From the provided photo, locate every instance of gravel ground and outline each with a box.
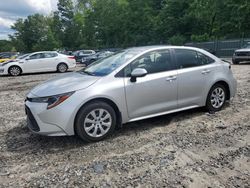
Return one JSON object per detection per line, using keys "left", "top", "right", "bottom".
{"left": 0, "top": 64, "right": 249, "bottom": 187}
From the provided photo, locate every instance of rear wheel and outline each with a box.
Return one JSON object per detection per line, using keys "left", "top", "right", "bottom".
{"left": 57, "top": 63, "right": 68, "bottom": 73}
{"left": 75, "top": 102, "right": 116, "bottom": 142}
{"left": 9, "top": 66, "right": 21, "bottom": 76}
{"left": 89, "top": 59, "right": 95, "bottom": 64}
{"left": 206, "top": 84, "right": 227, "bottom": 112}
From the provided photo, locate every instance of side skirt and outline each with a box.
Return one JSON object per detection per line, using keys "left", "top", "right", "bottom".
{"left": 128, "top": 105, "right": 200, "bottom": 123}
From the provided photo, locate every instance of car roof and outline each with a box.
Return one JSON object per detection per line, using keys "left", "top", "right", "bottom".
{"left": 29, "top": 51, "right": 58, "bottom": 55}
{"left": 125, "top": 45, "right": 203, "bottom": 53}
{"left": 122, "top": 45, "right": 220, "bottom": 62}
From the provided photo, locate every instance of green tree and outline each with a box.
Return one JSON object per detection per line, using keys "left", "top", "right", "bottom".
{"left": 56, "top": 0, "right": 77, "bottom": 49}
{"left": 10, "top": 14, "right": 59, "bottom": 52}
{"left": 0, "top": 40, "right": 15, "bottom": 52}
{"left": 9, "top": 0, "right": 250, "bottom": 51}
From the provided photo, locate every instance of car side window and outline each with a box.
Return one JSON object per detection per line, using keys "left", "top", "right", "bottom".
{"left": 175, "top": 49, "right": 214, "bottom": 69}
{"left": 196, "top": 52, "right": 215, "bottom": 65}
{"left": 175, "top": 49, "right": 199, "bottom": 69}
{"left": 29, "top": 53, "right": 45, "bottom": 60}
{"left": 79, "top": 51, "right": 93, "bottom": 56}
{"left": 79, "top": 51, "right": 85, "bottom": 56}
{"left": 124, "top": 50, "right": 174, "bottom": 76}
{"left": 44, "top": 53, "right": 58, "bottom": 58}
{"left": 85, "top": 51, "right": 93, "bottom": 55}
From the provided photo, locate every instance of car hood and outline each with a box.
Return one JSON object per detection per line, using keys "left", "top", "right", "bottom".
{"left": 0, "top": 60, "right": 19, "bottom": 66}
{"left": 30, "top": 72, "right": 100, "bottom": 97}
{"left": 235, "top": 48, "right": 250, "bottom": 52}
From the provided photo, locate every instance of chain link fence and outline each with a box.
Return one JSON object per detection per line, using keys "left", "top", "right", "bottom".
{"left": 186, "top": 38, "right": 250, "bottom": 57}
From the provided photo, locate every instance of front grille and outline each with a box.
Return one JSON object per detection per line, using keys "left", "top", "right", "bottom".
{"left": 25, "top": 105, "right": 40, "bottom": 132}
{"left": 235, "top": 51, "right": 250, "bottom": 56}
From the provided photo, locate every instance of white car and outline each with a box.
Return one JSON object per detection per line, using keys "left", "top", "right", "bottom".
{"left": 0, "top": 51, "right": 76, "bottom": 76}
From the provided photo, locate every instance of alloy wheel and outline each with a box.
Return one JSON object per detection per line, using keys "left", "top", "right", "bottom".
{"left": 10, "top": 67, "right": 21, "bottom": 76}
{"left": 83, "top": 108, "right": 112, "bottom": 138}
{"left": 210, "top": 87, "right": 225, "bottom": 109}
{"left": 58, "top": 64, "right": 67, "bottom": 72}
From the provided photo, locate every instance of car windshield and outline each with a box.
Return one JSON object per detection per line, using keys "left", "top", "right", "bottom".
{"left": 243, "top": 44, "right": 250, "bottom": 48}
{"left": 17, "top": 54, "right": 30, "bottom": 59}
{"left": 79, "top": 50, "right": 137, "bottom": 76}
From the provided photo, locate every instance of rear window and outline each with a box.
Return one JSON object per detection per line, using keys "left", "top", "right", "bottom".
{"left": 175, "top": 49, "right": 214, "bottom": 69}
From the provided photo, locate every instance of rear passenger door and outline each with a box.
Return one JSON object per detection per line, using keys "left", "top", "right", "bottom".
{"left": 43, "top": 52, "right": 59, "bottom": 70}
{"left": 174, "top": 49, "right": 215, "bottom": 108}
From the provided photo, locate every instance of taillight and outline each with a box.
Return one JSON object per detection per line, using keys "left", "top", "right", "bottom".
{"left": 68, "top": 56, "right": 75, "bottom": 59}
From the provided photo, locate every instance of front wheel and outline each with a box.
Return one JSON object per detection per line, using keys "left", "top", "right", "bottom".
{"left": 206, "top": 84, "right": 227, "bottom": 112}
{"left": 9, "top": 66, "right": 22, "bottom": 76}
{"left": 232, "top": 59, "right": 239, "bottom": 64}
{"left": 75, "top": 102, "right": 116, "bottom": 142}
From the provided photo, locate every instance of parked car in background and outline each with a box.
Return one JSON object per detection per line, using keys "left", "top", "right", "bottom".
{"left": 0, "top": 52, "right": 18, "bottom": 63}
{"left": 0, "top": 51, "right": 76, "bottom": 76}
{"left": 25, "top": 46, "right": 237, "bottom": 142}
{"left": 81, "top": 51, "right": 114, "bottom": 66}
{"left": 74, "top": 50, "right": 96, "bottom": 63}
{"left": 232, "top": 42, "right": 250, "bottom": 64}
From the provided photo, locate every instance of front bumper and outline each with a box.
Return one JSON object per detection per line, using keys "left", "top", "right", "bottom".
{"left": 24, "top": 91, "right": 84, "bottom": 137}
{"left": 0, "top": 68, "right": 7, "bottom": 75}
{"left": 232, "top": 55, "right": 250, "bottom": 62}
{"left": 25, "top": 101, "right": 69, "bottom": 136}
{"left": 25, "top": 105, "right": 40, "bottom": 132}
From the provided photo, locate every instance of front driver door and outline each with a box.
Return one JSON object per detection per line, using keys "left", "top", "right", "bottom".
{"left": 24, "top": 53, "right": 46, "bottom": 73}
{"left": 124, "top": 49, "right": 178, "bottom": 119}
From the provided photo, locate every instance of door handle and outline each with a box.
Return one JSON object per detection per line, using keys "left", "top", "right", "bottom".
{"left": 202, "top": 69, "right": 211, "bottom": 74}
{"left": 166, "top": 76, "right": 177, "bottom": 82}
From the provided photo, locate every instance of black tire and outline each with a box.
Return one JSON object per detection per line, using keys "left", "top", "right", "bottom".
{"left": 206, "top": 84, "right": 227, "bottom": 112}
{"left": 57, "top": 63, "right": 68, "bottom": 73}
{"left": 75, "top": 101, "right": 117, "bottom": 142}
{"left": 232, "top": 59, "right": 239, "bottom": 64}
{"left": 89, "top": 59, "right": 95, "bottom": 64}
{"left": 8, "top": 66, "right": 22, "bottom": 76}
{"left": 84, "top": 60, "right": 95, "bottom": 67}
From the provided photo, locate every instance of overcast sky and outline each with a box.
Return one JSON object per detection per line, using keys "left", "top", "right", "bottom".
{"left": 0, "top": 0, "right": 58, "bottom": 40}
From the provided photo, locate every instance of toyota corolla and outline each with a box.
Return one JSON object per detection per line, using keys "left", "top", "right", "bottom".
{"left": 25, "top": 46, "right": 237, "bottom": 142}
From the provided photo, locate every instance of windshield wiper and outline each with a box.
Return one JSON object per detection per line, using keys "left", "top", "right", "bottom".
{"left": 79, "top": 70, "right": 95, "bottom": 76}
{"left": 221, "top": 59, "right": 231, "bottom": 64}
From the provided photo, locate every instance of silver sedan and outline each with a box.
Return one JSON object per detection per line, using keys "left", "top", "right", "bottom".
{"left": 25, "top": 46, "right": 237, "bottom": 142}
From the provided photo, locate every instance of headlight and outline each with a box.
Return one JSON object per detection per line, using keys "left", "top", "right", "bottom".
{"left": 2, "top": 61, "right": 14, "bottom": 66}
{"left": 28, "top": 91, "right": 75, "bottom": 109}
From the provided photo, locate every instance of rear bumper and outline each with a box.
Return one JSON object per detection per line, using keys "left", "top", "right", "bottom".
{"left": 230, "top": 77, "right": 237, "bottom": 99}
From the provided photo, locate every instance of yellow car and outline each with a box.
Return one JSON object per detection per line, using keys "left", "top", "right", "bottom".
{"left": 0, "top": 58, "right": 11, "bottom": 63}
{"left": 0, "top": 53, "right": 17, "bottom": 63}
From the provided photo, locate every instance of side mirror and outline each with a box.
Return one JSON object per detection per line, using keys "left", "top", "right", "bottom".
{"left": 25, "top": 57, "right": 30, "bottom": 61}
{"left": 130, "top": 68, "right": 147, "bottom": 82}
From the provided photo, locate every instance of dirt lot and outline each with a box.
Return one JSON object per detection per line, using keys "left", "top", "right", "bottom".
{"left": 0, "top": 64, "right": 249, "bottom": 187}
